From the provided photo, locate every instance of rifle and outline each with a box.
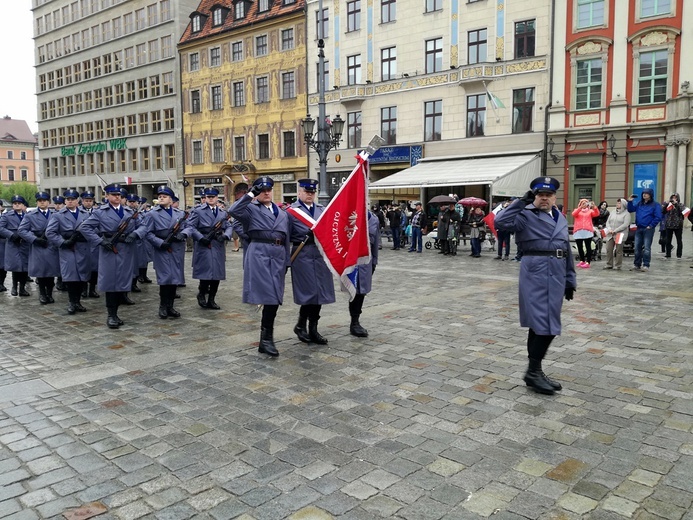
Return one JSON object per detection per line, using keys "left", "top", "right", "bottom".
{"left": 109, "top": 202, "right": 145, "bottom": 254}
{"left": 290, "top": 232, "right": 312, "bottom": 263}
{"left": 162, "top": 211, "right": 189, "bottom": 253}
{"left": 202, "top": 213, "right": 232, "bottom": 249}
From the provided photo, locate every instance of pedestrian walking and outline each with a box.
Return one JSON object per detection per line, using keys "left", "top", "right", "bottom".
{"left": 80, "top": 183, "right": 143, "bottom": 329}
{"left": 0, "top": 195, "right": 31, "bottom": 297}
{"left": 495, "top": 177, "right": 577, "bottom": 395}
{"left": 407, "top": 202, "right": 427, "bottom": 253}
{"left": 348, "top": 211, "right": 380, "bottom": 337}
{"left": 627, "top": 189, "right": 662, "bottom": 272}
{"left": 17, "top": 191, "right": 60, "bottom": 304}
{"left": 288, "top": 179, "right": 335, "bottom": 345}
{"left": 229, "top": 176, "right": 290, "bottom": 357}
{"left": 188, "top": 187, "right": 233, "bottom": 310}
{"left": 145, "top": 186, "right": 190, "bottom": 319}
{"left": 45, "top": 189, "right": 91, "bottom": 314}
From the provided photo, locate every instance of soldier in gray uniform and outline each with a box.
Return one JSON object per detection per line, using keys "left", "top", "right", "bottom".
{"left": 81, "top": 183, "right": 143, "bottom": 329}
{"left": 229, "top": 176, "right": 290, "bottom": 357}
{"left": 145, "top": 186, "right": 190, "bottom": 319}
{"left": 231, "top": 183, "right": 249, "bottom": 254}
{"left": 80, "top": 191, "right": 100, "bottom": 299}
{"left": 0, "top": 195, "right": 31, "bottom": 296}
{"left": 136, "top": 197, "right": 153, "bottom": 284}
{"left": 188, "top": 187, "right": 233, "bottom": 310}
{"left": 348, "top": 211, "right": 380, "bottom": 337}
{"left": 0, "top": 206, "right": 6, "bottom": 292}
{"left": 288, "top": 179, "right": 335, "bottom": 344}
{"left": 45, "top": 189, "right": 91, "bottom": 314}
{"left": 18, "top": 192, "right": 60, "bottom": 304}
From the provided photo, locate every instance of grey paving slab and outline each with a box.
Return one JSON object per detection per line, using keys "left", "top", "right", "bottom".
{"left": 0, "top": 238, "right": 692, "bottom": 519}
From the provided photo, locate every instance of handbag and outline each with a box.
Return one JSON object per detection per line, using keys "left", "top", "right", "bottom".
{"left": 658, "top": 234, "right": 666, "bottom": 246}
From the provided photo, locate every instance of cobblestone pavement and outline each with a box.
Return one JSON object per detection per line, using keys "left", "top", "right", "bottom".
{"left": 1, "top": 235, "right": 692, "bottom": 520}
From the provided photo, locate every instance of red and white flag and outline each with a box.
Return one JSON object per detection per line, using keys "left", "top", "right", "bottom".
{"left": 124, "top": 176, "right": 133, "bottom": 185}
{"left": 683, "top": 207, "right": 691, "bottom": 218}
{"left": 614, "top": 232, "right": 625, "bottom": 245}
{"left": 287, "top": 154, "right": 371, "bottom": 299}
{"left": 600, "top": 228, "right": 608, "bottom": 239}
{"left": 482, "top": 203, "right": 503, "bottom": 239}
{"left": 241, "top": 173, "right": 249, "bottom": 182}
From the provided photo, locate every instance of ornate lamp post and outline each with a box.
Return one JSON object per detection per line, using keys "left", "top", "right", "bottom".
{"left": 302, "top": 36, "right": 345, "bottom": 205}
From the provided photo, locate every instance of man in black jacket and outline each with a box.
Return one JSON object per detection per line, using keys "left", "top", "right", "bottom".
{"left": 386, "top": 205, "right": 402, "bottom": 250}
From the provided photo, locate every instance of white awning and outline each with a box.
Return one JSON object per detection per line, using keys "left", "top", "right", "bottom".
{"left": 369, "top": 152, "right": 541, "bottom": 197}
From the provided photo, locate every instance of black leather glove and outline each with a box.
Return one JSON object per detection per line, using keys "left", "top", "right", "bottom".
{"left": 520, "top": 190, "right": 536, "bottom": 205}
{"left": 10, "top": 233, "right": 21, "bottom": 244}
{"left": 174, "top": 232, "right": 186, "bottom": 242}
{"left": 75, "top": 232, "right": 87, "bottom": 242}
{"left": 216, "top": 234, "right": 227, "bottom": 243}
{"left": 101, "top": 238, "right": 114, "bottom": 251}
{"left": 250, "top": 184, "right": 263, "bottom": 197}
{"left": 124, "top": 233, "right": 137, "bottom": 244}
{"left": 565, "top": 287, "right": 575, "bottom": 301}
{"left": 199, "top": 237, "right": 211, "bottom": 247}
{"left": 34, "top": 237, "right": 48, "bottom": 248}
{"left": 159, "top": 241, "right": 171, "bottom": 251}
{"left": 60, "top": 240, "right": 73, "bottom": 249}
{"left": 65, "top": 234, "right": 78, "bottom": 246}
{"left": 372, "top": 264, "right": 376, "bottom": 274}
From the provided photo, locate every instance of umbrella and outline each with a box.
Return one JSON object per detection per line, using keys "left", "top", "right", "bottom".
{"left": 428, "top": 195, "right": 458, "bottom": 205}
{"left": 458, "top": 197, "right": 488, "bottom": 207}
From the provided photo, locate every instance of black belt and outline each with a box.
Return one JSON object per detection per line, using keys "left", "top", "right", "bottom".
{"left": 292, "top": 239, "right": 315, "bottom": 246}
{"left": 523, "top": 249, "right": 567, "bottom": 258}
{"left": 252, "top": 238, "right": 284, "bottom": 245}
{"left": 102, "top": 233, "right": 115, "bottom": 238}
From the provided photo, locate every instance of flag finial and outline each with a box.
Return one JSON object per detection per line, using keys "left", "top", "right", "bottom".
{"left": 364, "top": 135, "right": 386, "bottom": 156}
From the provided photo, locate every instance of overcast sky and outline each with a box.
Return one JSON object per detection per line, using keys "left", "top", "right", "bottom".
{"left": 0, "top": 3, "right": 38, "bottom": 133}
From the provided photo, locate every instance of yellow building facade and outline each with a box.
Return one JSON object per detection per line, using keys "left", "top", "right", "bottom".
{"left": 179, "top": 0, "right": 307, "bottom": 205}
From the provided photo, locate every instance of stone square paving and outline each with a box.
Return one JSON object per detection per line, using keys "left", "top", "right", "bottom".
{"left": 0, "top": 235, "right": 692, "bottom": 519}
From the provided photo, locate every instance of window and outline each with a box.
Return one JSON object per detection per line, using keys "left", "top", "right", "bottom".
{"left": 138, "top": 78, "right": 148, "bottom": 99}
{"left": 316, "top": 8, "right": 329, "bottom": 38}
{"left": 118, "top": 150, "right": 126, "bottom": 171}
{"left": 234, "top": 136, "right": 246, "bottom": 161}
{"left": 258, "top": 134, "right": 270, "bottom": 159}
{"left": 347, "top": 112, "right": 362, "bottom": 148}
{"left": 141, "top": 147, "right": 150, "bottom": 170}
{"left": 117, "top": 117, "right": 125, "bottom": 136}
{"left": 139, "top": 113, "right": 148, "bottom": 134}
{"left": 192, "top": 15, "right": 201, "bottom": 33}
{"left": 347, "top": 0, "right": 361, "bottom": 32}
{"left": 210, "top": 47, "right": 221, "bottom": 67}
{"left": 191, "top": 90, "right": 201, "bottom": 113}
{"left": 161, "top": 0, "right": 171, "bottom": 22}
{"left": 126, "top": 81, "right": 136, "bottom": 102}
{"left": 106, "top": 119, "right": 115, "bottom": 138}
{"left": 425, "top": 100, "right": 442, "bottom": 141}
{"left": 281, "top": 29, "right": 294, "bottom": 50}
{"left": 235, "top": 1, "right": 246, "bottom": 20}
{"left": 256, "top": 77, "right": 269, "bottom": 103}
{"left": 468, "top": 29, "right": 487, "bottom": 64}
{"left": 151, "top": 111, "right": 161, "bottom": 132}
{"left": 8, "top": 169, "right": 15, "bottom": 181}
{"left": 381, "top": 107, "right": 397, "bottom": 145}
{"left": 20, "top": 151, "right": 27, "bottom": 160}
{"left": 150, "top": 75, "right": 160, "bottom": 96}
{"left": 113, "top": 17, "right": 122, "bottom": 37}
{"left": 161, "top": 36, "right": 172, "bottom": 58}
{"left": 282, "top": 72, "right": 295, "bottom": 99}
{"left": 512, "top": 88, "right": 534, "bottom": 133}
{"left": 211, "top": 85, "right": 222, "bottom": 110}
{"left": 102, "top": 21, "right": 112, "bottom": 41}
{"left": 136, "top": 43, "right": 146, "bottom": 65}
{"left": 21, "top": 169, "right": 28, "bottom": 182}
{"left": 7, "top": 151, "right": 13, "bottom": 159}
{"left": 380, "top": 47, "right": 397, "bottom": 81}
{"left": 316, "top": 60, "right": 330, "bottom": 91}
{"left": 467, "top": 95, "right": 485, "bottom": 137}
{"left": 425, "top": 38, "right": 443, "bottom": 73}
{"left": 129, "top": 149, "right": 138, "bottom": 170}
{"left": 128, "top": 115, "right": 137, "bottom": 135}
{"left": 166, "top": 144, "right": 176, "bottom": 169}
{"left": 164, "top": 109, "right": 174, "bottom": 130}
{"left": 86, "top": 122, "right": 94, "bottom": 140}
{"left": 162, "top": 72, "right": 173, "bottom": 94}
{"left": 104, "top": 86, "right": 113, "bottom": 106}
{"left": 93, "top": 57, "right": 101, "bottom": 77}
{"left": 213, "top": 8, "right": 224, "bottom": 25}
{"left": 514, "top": 20, "right": 535, "bottom": 58}
{"left": 641, "top": 0, "right": 671, "bottom": 17}
{"left": 347, "top": 54, "right": 362, "bottom": 85}
{"left": 259, "top": 0, "right": 269, "bottom": 11}
{"left": 232, "top": 42, "right": 243, "bottom": 61}
{"left": 148, "top": 3, "right": 158, "bottom": 25}
{"left": 256, "top": 35, "right": 268, "bottom": 56}
{"left": 382, "top": 0, "right": 395, "bottom": 23}
{"left": 136, "top": 8, "right": 146, "bottom": 30}
{"left": 426, "top": 0, "right": 442, "bottom": 13}
{"left": 124, "top": 13, "right": 133, "bottom": 34}
{"left": 577, "top": 0, "right": 604, "bottom": 28}
{"left": 283, "top": 132, "right": 296, "bottom": 157}
{"left": 192, "top": 141, "right": 202, "bottom": 163}
{"left": 148, "top": 40, "right": 159, "bottom": 62}
{"left": 212, "top": 138, "right": 224, "bottom": 162}
{"left": 84, "top": 92, "right": 92, "bottom": 110}
{"left": 283, "top": 0, "right": 296, "bottom": 5}
{"left": 103, "top": 54, "right": 112, "bottom": 74}
{"left": 125, "top": 47, "right": 134, "bottom": 68}
{"left": 638, "top": 50, "right": 667, "bottom": 104}
{"left": 233, "top": 81, "right": 245, "bottom": 106}
{"left": 153, "top": 147, "right": 162, "bottom": 170}
{"left": 575, "top": 58, "right": 602, "bottom": 110}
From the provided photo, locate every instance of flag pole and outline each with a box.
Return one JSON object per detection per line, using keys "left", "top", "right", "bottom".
{"left": 483, "top": 81, "right": 501, "bottom": 123}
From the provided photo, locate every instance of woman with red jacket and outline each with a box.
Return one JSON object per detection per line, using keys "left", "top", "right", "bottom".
{"left": 572, "top": 199, "right": 599, "bottom": 268}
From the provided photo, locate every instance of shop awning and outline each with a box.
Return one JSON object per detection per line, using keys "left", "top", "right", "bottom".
{"left": 368, "top": 152, "right": 541, "bottom": 197}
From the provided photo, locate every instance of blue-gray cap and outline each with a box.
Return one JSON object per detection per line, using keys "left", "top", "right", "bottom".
{"left": 530, "top": 176, "right": 560, "bottom": 193}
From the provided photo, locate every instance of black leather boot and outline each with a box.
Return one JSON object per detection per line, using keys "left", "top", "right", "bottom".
{"left": 67, "top": 293, "right": 77, "bottom": 315}
{"left": 197, "top": 291, "right": 208, "bottom": 308}
{"left": 293, "top": 315, "right": 311, "bottom": 343}
{"left": 166, "top": 299, "right": 181, "bottom": 318}
{"left": 39, "top": 284, "right": 49, "bottom": 304}
{"left": 308, "top": 319, "right": 328, "bottom": 345}
{"left": 121, "top": 293, "right": 135, "bottom": 305}
{"left": 19, "top": 282, "right": 30, "bottom": 297}
{"left": 82, "top": 285, "right": 88, "bottom": 298}
{"left": 523, "top": 359, "right": 557, "bottom": 395}
{"left": 207, "top": 284, "right": 220, "bottom": 309}
{"left": 159, "top": 301, "right": 168, "bottom": 319}
{"left": 56, "top": 278, "right": 65, "bottom": 291}
{"left": 138, "top": 269, "right": 152, "bottom": 283}
{"left": 131, "top": 279, "right": 141, "bottom": 293}
{"left": 46, "top": 282, "right": 55, "bottom": 303}
{"left": 10, "top": 281, "right": 18, "bottom": 296}
{"left": 258, "top": 327, "right": 279, "bottom": 357}
{"left": 107, "top": 307, "right": 120, "bottom": 329}
{"left": 88, "top": 283, "right": 100, "bottom": 298}
{"left": 350, "top": 316, "right": 368, "bottom": 337}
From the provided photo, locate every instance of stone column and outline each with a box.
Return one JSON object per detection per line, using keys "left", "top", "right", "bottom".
{"left": 676, "top": 139, "right": 689, "bottom": 203}
{"left": 664, "top": 140, "right": 678, "bottom": 198}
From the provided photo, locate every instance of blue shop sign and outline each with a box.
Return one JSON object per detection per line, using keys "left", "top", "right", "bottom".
{"left": 363, "top": 145, "right": 423, "bottom": 166}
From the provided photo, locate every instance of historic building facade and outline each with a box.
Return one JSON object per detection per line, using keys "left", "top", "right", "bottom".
{"left": 179, "top": 0, "right": 307, "bottom": 205}
{"left": 548, "top": 0, "right": 692, "bottom": 212}
{"left": 33, "top": 0, "right": 197, "bottom": 202}
{"left": 306, "top": 0, "right": 553, "bottom": 204}
{"left": 0, "top": 117, "right": 38, "bottom": 186}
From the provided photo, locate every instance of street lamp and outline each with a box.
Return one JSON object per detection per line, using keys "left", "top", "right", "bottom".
{"left": 303, "top": 34, "right": 345, "bottom": 205}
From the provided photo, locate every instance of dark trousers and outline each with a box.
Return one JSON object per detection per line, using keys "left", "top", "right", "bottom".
{"left": 527, "top": 328, "right": 555, "bottom": 361}
{"left": 409, "top": 227, "right": 423, "bottom": 252}
{"left": 349, "top": 294, "right": 366, "bottom": 317}
{"left": 299, "top": 304, "right": 322, "bottom": 320}
{"left": 261, "top": 304, "right": 279, "bottom": 329}
{"left": 497, "top": 231, "right": 511, "bottom": 257}
{"left": 159, "top": 284, "right": 177, "bottom": 302}
{"left": 471, "top": 237, "right": 481, "bottom": 256}
{"left": 575, "top": 238, "right": 593, "bottom": 263}
{"left": 391, "top": 227, "right": 401, "bottom": 249}
{"left": 665, "top": 228, "right": 683, "bottom": 258}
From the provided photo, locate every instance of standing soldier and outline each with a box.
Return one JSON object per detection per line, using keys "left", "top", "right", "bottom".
{"left": 0, "top": 205, "right": 6, "bottom": 292}
{"left": 80, "top": 183, "right": 143, "bottom": 329}
{"left": 188, "top": 187, "right": 232, "bottom": 310}
{"left": 45, "top": 189, "right": 90, "bottom": 314}
{"left": 0, "top": 195, "right": 31, "bottom": 296}
{"left": 229, "top": 176, "right": 290, "bottom": 357}
{"left": 18, "top": 192, "right": 60, "bottom": 304}
{"left": 288, "top": 179, "right": 335, "bottom": 344}
{"left": 125, "top": 194, "right": 145, "bottom": 294}
{"left": 231, "top": 183, "right": 249, "bottom": 254}
{"left": 80, "top": 191, "right": 100, "bottom": 299}
{"left": 348, "top": 210, "right": 380, "bottom": 337}
{"left": 136, "top": 197, "right": 154, "bottom": 284}
{"left": 52, "top": 195, "right": 65, "bottom": 211}
{"left": 145, "top": 186, "right": 190, "bottom": 319}
{"left": 494, "top": 177, "right": 576, "bottom": 395}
